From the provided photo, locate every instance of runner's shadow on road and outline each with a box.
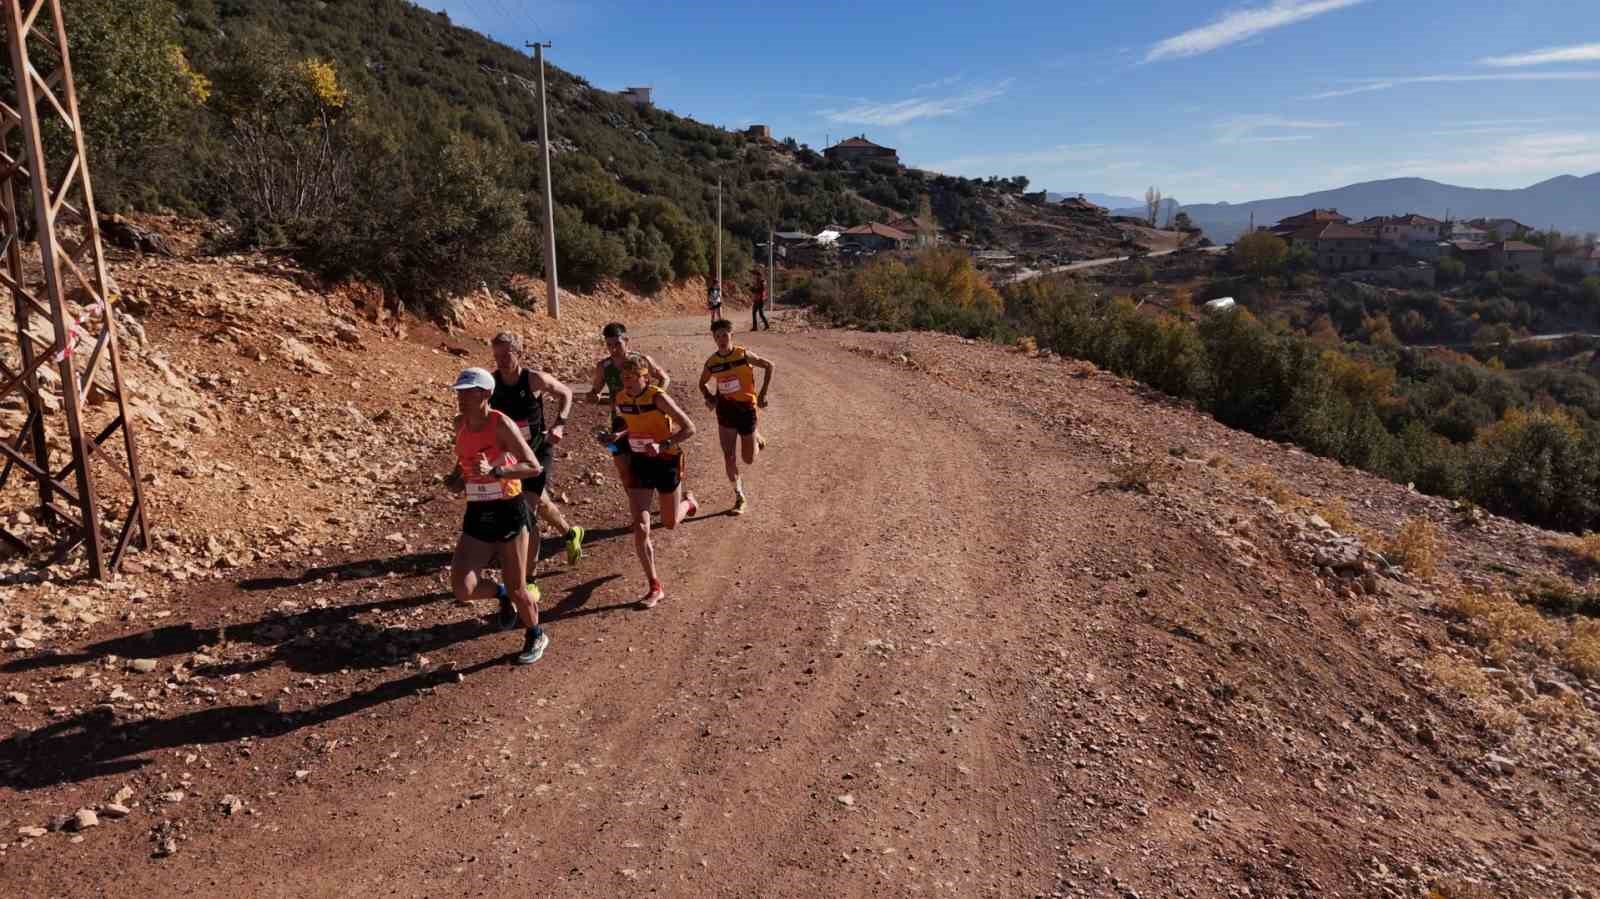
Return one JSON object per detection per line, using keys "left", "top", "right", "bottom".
{"left": 543, "top": 574, "right": 630, "bottom": 622}
{"left": 238, "top": 551, "right": 452, "bottom": 592}
{"left": 0, "top": 592, "right": 455, "bottom": 675}
{"left": 0, "top": 655, "right": 513, "bottom": 791}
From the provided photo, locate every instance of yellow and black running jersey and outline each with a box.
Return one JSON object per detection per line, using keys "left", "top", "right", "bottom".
{"left": 703, "top": 347, "right": 756, "bottom": 405}
{"left": 615, "top": 385, "right": 678, "bottom": 455}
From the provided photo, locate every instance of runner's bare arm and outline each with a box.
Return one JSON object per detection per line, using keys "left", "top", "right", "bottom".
{"left": 485, "top": 415, "right": 544, "bottom": 478}
{"left": 655, "top": 392, "right": 697, "bottom": 448}
{"left": 586, "top": 362, "right": 607, "bottom": 404}
{"left": 532, "top": 370, "right": 573, "bottom": 443}
{"left": 443, "top": 413, "right": 465, "bottom": 491}
{"left": 746, "top": 350, "right": 775, "bottom": 407}
{"left": 698, "top": 366, "right": 717, "bottom": 407}
{"left": 645, "top": 354, "right": 671, "bottom": 391}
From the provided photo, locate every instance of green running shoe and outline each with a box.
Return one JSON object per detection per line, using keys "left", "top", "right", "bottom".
{"left": 565, "top": 526, "right": 586, "bottom": 565}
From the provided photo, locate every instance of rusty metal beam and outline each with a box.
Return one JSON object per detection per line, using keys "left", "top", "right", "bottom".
{"left": 0, "top": 0, "right": 149, "bottom": 578}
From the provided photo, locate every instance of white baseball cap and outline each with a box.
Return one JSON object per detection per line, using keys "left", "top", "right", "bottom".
{"left": 451, "top": 367, "right": 495, "bottom": 392}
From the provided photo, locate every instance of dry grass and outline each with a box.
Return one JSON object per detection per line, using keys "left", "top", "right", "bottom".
{"left": 1242, "top": 465, "right": 1299, "bottom": 507}
{"left": 1014, "top": 335, "right": 1038, "bottom": 354}
{"left": 1442, "top": 590, "right": 1559, "bottom": 662}
{"left": 1110, "top": 457, "right": 1172, "bottom": 494}
{"left": 1422, "top": 654, "right": 1521, "bottom": 731}
{"left": 1426, "top": 878, "right": 1498, "bottom": 899}
{"left": 1569, "top": 620, "right": 1600, "bottom": 679}
{"left": 1316, "top": 499, "right": 1357, "bottom": 534}
{"left": 1558, "top": 531, "right": 1600, "bottom": 565}
{"left": 1380, "top": 516, "right": 1440, "bottom": 577}
{"left": 1206, "top": 455, "right": 1230, "bottom": 470}
{"left": 1422, "top": 653, "right": 1491, "bottom": 699}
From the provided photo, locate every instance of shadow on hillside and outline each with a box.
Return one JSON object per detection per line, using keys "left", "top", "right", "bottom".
{"left": 0, "top": 654, "right": 511, "bottom": 791}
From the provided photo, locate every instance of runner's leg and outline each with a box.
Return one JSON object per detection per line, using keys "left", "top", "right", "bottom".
{"left": 500, "top": 528, "right": 538, "bottom": 628}
{"left": 451, "top": 535, "right": 501, "bottom": 601}
{"left": 719, "top": 425, "right": 740, "bottom": 486}
{"left": 519, "top": 490, "right": 543, "bottom": 586}
{"left": 628, "top": 486, "right": 658, "bottom": 584}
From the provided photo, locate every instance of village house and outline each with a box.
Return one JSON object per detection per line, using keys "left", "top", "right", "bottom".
{"left": 839, "top": 222, "right": 910, "bottom": 252}
{"left": 823, "top": 135, "right": 899, "bottom": 168}
{"left": 1466, "top": 217, "right": 1531, "bottom": 239}
{"left": 1447, "top": 240, "right": 1495, "bottom": 274}
{"left": 884, "top": 215, "right": 939, "bottom": 248}
{"left": 1360, "top": 213, "right": 1445, "bottom": 247}
{"left": 1267, "top": 208, "right": 1351, "bottom": 241}
{"left": 744, "top": 124, "right": 773, "bottom": 142}
{"left": 1445, "top": 221, "right": 1488, "bottom": 241}
{"left": 1489, "top": 240, "right": 1543, "bottom": 274}
{"left": 1283, "top": 221, "right": 1376, "bottom": 271}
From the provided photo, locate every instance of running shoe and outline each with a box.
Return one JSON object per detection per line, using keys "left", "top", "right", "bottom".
{"left": 639, "top": 580, "right": 665, "bottom": 609}
{"left": 732, "top": 491, "right": 748, "bottom": 516}
{"left": 496, "top": 583, "right": 516, "bottom": 629}
{"left": 517, "top": 628, "right": 549, "bottom": 665}
{"left": 756, "top": 434, "right": 768, "bottom": 452}
{"left": 684, "top": 493, "right": 699, "bottom": 519}
{"left": 565, "top": 526, "right": 586, "bottom": 565}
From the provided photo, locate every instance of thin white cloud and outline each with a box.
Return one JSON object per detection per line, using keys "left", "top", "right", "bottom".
{"left": 911, "top": 74, "right": 963, "bottom": 92}
{"left": 820, "top": 81, "right": 1011, "bottom": 127}
{"left": 1145, "top": 0, "right": 1368, "bottom": 63}
{"left": 1391, "top": 131, "right": 1600, "bottom": 180}
{"left": 1306, "top": 71, "right": 1600, "bottom": 99}
{"left": 1214, "top": 114, "right": 1345, "bottom": 143}
{"left": 1237, "top": 135, "right": 1317, "bottom": 143}
{"left": 1482, "top": 42, "right": 1600, "bottom": 67}
{"left": 1305, "top": 81, "right": 1394, "bottom": 99}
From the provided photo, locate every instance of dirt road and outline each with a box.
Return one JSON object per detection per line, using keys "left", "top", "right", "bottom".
{"left": 4, "top": 316, "right": 1597, "bottom": 897}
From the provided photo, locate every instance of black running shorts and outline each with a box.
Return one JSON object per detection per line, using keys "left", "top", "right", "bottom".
{"left": 520, "top": 442, "right": 555, "bottom": 498}
{"left": 461, "top": 498, "right": 530, "bottom": 544}
{"left": 629, "top": 452, "right": 683, "bottom": 494}
{"left": 715, "top": 399, "right": 758, "bottom": 436}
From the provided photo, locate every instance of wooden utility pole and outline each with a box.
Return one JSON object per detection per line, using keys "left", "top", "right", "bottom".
{"left": 715, "top": 179, "right": 722, "bottom": 294}
{"left": 527, "top": 41, "right": 559, "bottom": 318}
{"left": 0, "top": 0, "right": 150, "bottom": 578}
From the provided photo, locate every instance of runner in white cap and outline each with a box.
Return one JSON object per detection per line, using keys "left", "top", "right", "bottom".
{"left": 445, "top": 367, "right": 548, "bottom": 664}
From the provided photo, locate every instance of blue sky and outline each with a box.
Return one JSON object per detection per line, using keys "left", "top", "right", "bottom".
{"left": 423, "top": 0, "right": 1600, "bottom": 204}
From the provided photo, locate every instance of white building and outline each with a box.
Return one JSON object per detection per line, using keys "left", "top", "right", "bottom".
{"left": 620, "top": 86, "right": 653, "bottom": 109}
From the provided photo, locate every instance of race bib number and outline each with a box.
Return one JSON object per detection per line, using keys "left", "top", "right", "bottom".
{"left": 717, "top": 375, "right": 742, "bottom": 395}
{"left": 465, "top": 480, "right": 507, "bottom": 501}
{"left": 628, "top": 436, "right": 657, "bottom": 454}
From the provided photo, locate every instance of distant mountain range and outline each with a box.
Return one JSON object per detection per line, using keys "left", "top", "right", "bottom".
{"left": 1167, "top": 174, "right": 1600, "bottom": 242}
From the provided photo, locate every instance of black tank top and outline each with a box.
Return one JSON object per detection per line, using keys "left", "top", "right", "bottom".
{"left": 490, "top": 369, "right": 545, "bottom": 448}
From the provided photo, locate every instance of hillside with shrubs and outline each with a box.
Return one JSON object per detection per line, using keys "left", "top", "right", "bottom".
{"left": 808, "top": 245, "right": 1600, "bottom": 536}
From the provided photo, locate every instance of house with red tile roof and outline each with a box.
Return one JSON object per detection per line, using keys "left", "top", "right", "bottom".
{"left": 824, "top": 135, "right": 899, "bottom": 168}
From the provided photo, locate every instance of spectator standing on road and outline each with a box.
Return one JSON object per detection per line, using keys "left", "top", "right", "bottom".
{"left": 750, "top": 267, "right": 770, "bottom": 331}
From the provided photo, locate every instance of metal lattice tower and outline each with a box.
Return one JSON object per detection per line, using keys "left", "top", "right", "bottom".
{"left": 0, "top": 0, "right": 148, "bottom": 578}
